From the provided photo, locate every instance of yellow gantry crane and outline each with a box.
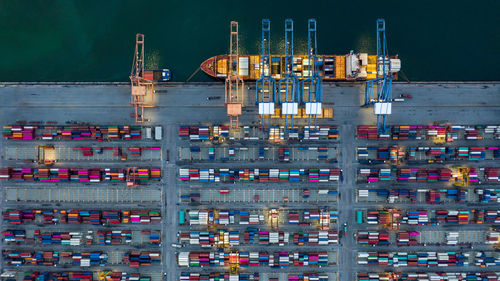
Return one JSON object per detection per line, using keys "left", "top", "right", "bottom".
{"left": 130, "top": 34, "right": 156, "bottom": 123}
{"left": 490, "top": 227, "right": 500, "bottom": 249}
{"left": 225, "top": 21, "right": 244, "bottom": 129}
{"left": 454, "top": 166, "right": 470, "bottom": 187}
{"left": 98, "top": 272, "right": 111, "bottom": 281}
{"left": 269, "top": 209, "right": 279, "bottom": 229}
{"left": 37, "top": 145, "right": 56, "bottom": 165}
{"left": 229, "top": 250, "right": 240, "bottom": 274}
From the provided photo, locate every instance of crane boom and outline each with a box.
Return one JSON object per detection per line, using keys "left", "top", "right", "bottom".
{"left": 130, "top": 34, "right": 156, "bottom": 123}
{"left": 225, "top": 21, "right": 244, "bottom": 129}
{"left": 256, "top": 19, "right": 277, "bottom": 131}
{"left": 278, "top": 19, "right": 299, "bottom": 133}
{"left": 300, "top": 19, "right": 323, "bottom": 128}
{"left": 363, "top": 19, "right": 394, "bottom": 134}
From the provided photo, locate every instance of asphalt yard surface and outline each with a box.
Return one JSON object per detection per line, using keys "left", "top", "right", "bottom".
{"left": 0, "top": 82, "right": 499, "bottom": 280}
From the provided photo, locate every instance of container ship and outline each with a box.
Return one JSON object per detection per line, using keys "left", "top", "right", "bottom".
{"left": 201, "top": 53, "right": 401, "bottom": 81}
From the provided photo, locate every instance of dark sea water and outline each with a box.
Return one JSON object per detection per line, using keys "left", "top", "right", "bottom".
{"left": 0, "top": 0, "right": 499, "bottom": 82}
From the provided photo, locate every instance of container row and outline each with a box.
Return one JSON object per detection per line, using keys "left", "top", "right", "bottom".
{"left": 2, "top": 125, "right": 151, "bottom": 141}
{"left": 180, "top": 188, "right": 338, "bottom": 204}
{"left": 358, "top": 167, "right": 500, "bottom": 183}
{"left": 0, "top": 168, "right": 161, "bottom": 183}
{"left": 178, "top": 229, "right": 339, "bottom": 247}
{"left": 184, "top": 209, "right": 338, "bottom": 229}
{"left": 356, "top": 230, "right": 499, "bottom": 246}
{"left": 180, "top": 273, "right": 260, "bottom": 281}
{"left": 179, "top": 168, "right": 342, "bottom": 183}
{"left": 179, "top": 125, "right": 339, "bottom": 142}
{"left": 359, "top": 209, "right": 500, "bottom": 227}
{"left": 179, "top": 146, "right": 336, "bottom": 163}
{"left": 177, "top": 251, "right": 333, "bottom": 268}
{"left": 180, "top": 273, "right": 330, "bottom": 281}
{"left": 3, "top": 250, "right": 160, "bottom": 267}
{"left": 72, "top": 147, "right": 160, "bottom": 159}
{"left": 356, "top": 125, "right": 500, "bottom": 141}
{"left": 3, "top": 210, "right": 161, "bottom": 225}
{"left": 2, "top": 272, "right": 152, "bottom": 281}
{"left": 357, "top": 146, "right": 500, "bottom": 164}
{"left": 2, "top": 229, "right": 161, "bottom": 246}
{"left": 357, "top": 188, "right": 500, "bottom": 204}
{"left": 357, "top": 272, "right": 500, "bottom": 281}
{"left": 4, "top": 146, "right": 162, "bottom": 163}
{"left": 357, "top": 251, "right": 499, "bottom": 267}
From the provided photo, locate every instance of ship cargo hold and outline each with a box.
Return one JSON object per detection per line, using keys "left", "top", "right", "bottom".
{"left": 201, "top": 53, "right": 401, "bottom": 81}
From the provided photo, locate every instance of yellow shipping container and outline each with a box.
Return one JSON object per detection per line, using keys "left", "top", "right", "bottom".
{"left": 271, "top": 108, "right": 281, "bottom": 119}
{"left": 335, "top": 55, "right": 346, "bottom": 79}
{"left": 323, "top": 108, "right": 334, "bottom": 118}
{"left": 368, "top": 55, "right": 377, "bottom": 64}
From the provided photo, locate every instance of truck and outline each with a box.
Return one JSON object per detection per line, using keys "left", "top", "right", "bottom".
{"left": 144, "top": 69, "right": 171, "bottom": 81}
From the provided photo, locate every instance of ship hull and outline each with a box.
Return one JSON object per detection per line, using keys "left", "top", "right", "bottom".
{"left": 200, "top": 54, "right": 399, "bottom": 81}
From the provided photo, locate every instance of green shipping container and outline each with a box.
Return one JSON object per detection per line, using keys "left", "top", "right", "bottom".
{"left": 356, "top": 210, "right": 363, "bottom": 224}
{"left": 179, "top": 210, "right": 185, "bottom": 225}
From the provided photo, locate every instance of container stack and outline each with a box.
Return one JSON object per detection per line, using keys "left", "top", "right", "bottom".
{"left": 289, "top": 212, "right": 299, "bottom": 224}
{"left": 426, "top": 126, "right": 447, "bottom": 141}
{"left": 485, "top": 210, "right": 500, "bottom": 224}
{"left": 426, "top": 190, "right": 441, "bottom": 204}
{"left": 357, "top": 251, "right": 468, "bottom": 267}
{"left": 445, "top": 232, "right": 459, "bottom": 246}
{"left": 180, "top": 273, "right": 259, "bottom": 281}
{"left": 0, "top": 167, "right": 160, "bottom": 183}
{"left": 22, "top": 272, "right": 94, "bottom": 281}
{"left": 72, "top": 252, "right": 108, "bottom": 267}
{"left": 123, "top": 252, "right": 161, "bottom": 267}
{"left": 358, "top": 272, "right": 500, "bottom": 281}
{"left": 3, "top": 210, "right": 35, "bottom": 224}
{"left": 396, "top": 231, "right": 419, "bottom": 246}
{"left": 475, "top": 252, "right": 500, "bottom": 267}
{"left": 477, "top": 188, "right": 499, "bottom": 203}
{"left": 469, "top": 147, "right": 486, "bottom": 160}
{"left": 35, "top": 231, "right": 82, "bottom": 246}
{"left": 465, "top": 126, "right": 483, "bottom": 140}
{"left": 178, "top": 126, "right": 189, "bottom": 138}
{"left": 278, "top": 147, "right": 290, "bottom": 162}
{"left": 485, "top": 168, "right": 499, "bottom": 182}
{"left": 486, "top": 232, "right": 500, "bottom": 245}
{"left": 304, "top": 126, "right": 319, "bottom": 140}
{"left": 179, "top": 168, "right": 340, "bottom": 183}
{"left": 1, "top": 230, "right": 26, "bottom": 243}
{"left": 357, "top": 231, "right": 390, "bottom": 246}
{"left": 327, "top": 126, "right": 339, "bottom": 139}
{"left": 366, "top": 210, "right": 392, "bottom": 226}
{"left": 104, "top": 272, "right": 151, "bottom": 281}
{"left": 357, "top": 126, "right": 379, "bottom": 140}
{"left": 2, "top": 125, "right": 35, "bottom": 139}
{"left": 401, "top": 210, "right": 429, "bottom": 225}
{"left": 97, "top": 230, "right": 132, "bottom": 245}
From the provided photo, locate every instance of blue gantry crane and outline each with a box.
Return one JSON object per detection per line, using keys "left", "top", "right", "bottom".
{"left": 256, "top": 19, "right": 277, "bottom": 131}
{"left": 300, "top": 19, "right": 323, "bottom": 129}
{"left": 363, "top": 18, "right": 393, "bottom": 134}
{"left": 278, "top": 19, "right": 299, "bottom": 133}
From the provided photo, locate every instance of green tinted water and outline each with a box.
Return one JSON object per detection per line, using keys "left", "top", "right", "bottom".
{"left": 0, "top": 0, "right": 498, "bottom": 81}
